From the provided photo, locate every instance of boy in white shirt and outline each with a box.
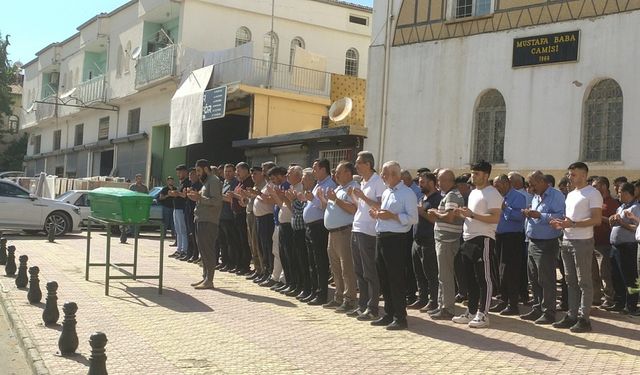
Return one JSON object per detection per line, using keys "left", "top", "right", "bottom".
{"left": 551, "top": 162, "right": 603, "bottom": 333}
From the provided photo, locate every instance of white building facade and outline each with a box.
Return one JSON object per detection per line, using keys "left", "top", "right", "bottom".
{"left": 366, "top": 0, "right": 640, "bottom": 179}
{"left": 22, "top": 0, "right": 371, "bottom": 181}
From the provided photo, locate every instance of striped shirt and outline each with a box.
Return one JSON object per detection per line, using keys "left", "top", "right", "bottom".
{"left": 434, "top": 188, "right": 465, "bottom": 242}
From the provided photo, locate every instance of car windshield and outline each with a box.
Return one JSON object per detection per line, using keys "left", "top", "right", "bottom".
{"left": 149, "top": 187, "right": 162, "bottom": 198}
{"left": 56, "top": 191, "right": 75, "bottom": 201}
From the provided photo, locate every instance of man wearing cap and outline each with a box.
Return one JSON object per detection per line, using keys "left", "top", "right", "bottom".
{"left": 188, "top": 159, "right": 223, "bottom": 289}
{"left": 158, "top": 176, "right": 176, "bottom": 246}
{"left": 169, "top": 165, "right": 191, "bottom": 260}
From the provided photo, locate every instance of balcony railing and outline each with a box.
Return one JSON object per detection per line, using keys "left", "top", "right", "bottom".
{"left": 135, "top": 44, "right": 177, "bottom": 88}
{"left": 76, "top": 75, "right": 105, "bottom": 104}
{"left": 211, "top": 57, "right": 331, "bottom": 97}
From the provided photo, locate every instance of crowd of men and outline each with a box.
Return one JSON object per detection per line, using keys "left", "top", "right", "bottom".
{"left": 156, "top": 153, "right": 640, "bottom": 332}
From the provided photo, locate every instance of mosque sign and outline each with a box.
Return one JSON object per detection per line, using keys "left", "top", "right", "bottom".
{"left": 512, "top": 30, "right": 579, "bottom": 67}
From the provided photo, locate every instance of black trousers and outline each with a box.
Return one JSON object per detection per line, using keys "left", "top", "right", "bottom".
{"left": 611, "top": 242, "right": 639, "bottom": 311}
{"left": 460, "top": 236, "right": 494, "bottom": 315}
{"left": 412, "top": 238, "right": 439, "bottom": 304}
{"left": 377, "top": 232, "right": 408, "bottom": 320}
{"left": 306, "top": 220, "right": 329, "bottom": 299}
{"left": 293, "top": 228, "right": 311, "bottom": 291}
{"left": 496, "top": 232, "right": 525, "bottom": 307}
{"left": 405, "top": 230, "right": 417, "bottom": 300}
{"left": 219, "top": 219, "right": 239, "bottom": 268}
{"left": 256, "top": 214, "right": 275, "bottom": 275}
{"left": 234, "top": 212, "right": 251, "bottom": 271}
{"left": 185, "top": 208, "right": 198, "bottom": 259}
{"left": 279, "top": 223, "right": 296, "bottom": 287}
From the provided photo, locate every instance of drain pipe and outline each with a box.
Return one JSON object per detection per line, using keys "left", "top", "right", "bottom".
{"left": 378, "top": 0, "right": 394, "bottom": 162}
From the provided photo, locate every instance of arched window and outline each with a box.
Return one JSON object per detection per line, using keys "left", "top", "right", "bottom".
{"left": 582, "top": 79, "right": 623, "bottom": 161}
{"left": 473, "top": 89, "right": 506, "bottom": 163}
{"left": 235, "top": 27, "right": 252, "bottom": 47}
{"left": 345, "top": 48, "right": 359, "bottom": 76}
{"left": 289, "top": 37, "right": 305, "bottom": 66}
{"left": 116, "top": 44, "right": 124, "bottom": 77}
{"left": 124, "top": 41, "right": 132, "bottom": 74}
{"left": 263, "top": 32, "right": 279, "bottom": 64}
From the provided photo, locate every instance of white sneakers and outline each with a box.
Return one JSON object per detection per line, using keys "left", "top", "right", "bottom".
{"left": 452, "top": 311, "right": 489, "bottom": 328}
{"left": 452, "top": 312, "right": 472, "bottom": 324}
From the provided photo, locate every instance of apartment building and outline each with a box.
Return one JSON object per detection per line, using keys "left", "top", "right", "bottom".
{"left": 22, "top": 0, "right": 372, "bottom": 182}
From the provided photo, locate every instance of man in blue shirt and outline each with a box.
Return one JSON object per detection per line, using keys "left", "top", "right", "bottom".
{"left": 369, "top": 161, "right": 419, "bottom": 330}
{"left": 321, "top": 161, "right": 359, "bottom": 312}
{"left": 303, "top": 159, "right": 337, "bottom": 306}
{"left": 521, "top": 170, "right": 565, "bottom": 324}
{"left": 490, "top": 174, "right": 526, "bottom": 316}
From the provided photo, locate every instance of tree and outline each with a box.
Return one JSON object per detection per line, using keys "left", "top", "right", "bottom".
{"left": 0, "top": 31, "right": 27, "bottom": 171}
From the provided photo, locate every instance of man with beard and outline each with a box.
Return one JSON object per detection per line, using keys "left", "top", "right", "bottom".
{"left": 187, "top": 159, "right": 222, "bottom": 289}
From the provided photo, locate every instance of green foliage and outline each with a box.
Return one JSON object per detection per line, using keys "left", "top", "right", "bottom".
{"left": 0, "top": 31, "right": 15, "bottom": 120}
{"left": 0, "top": 31, "right": 26, "bottom": 171}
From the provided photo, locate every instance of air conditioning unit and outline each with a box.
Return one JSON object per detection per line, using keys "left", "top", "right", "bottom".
{"left": 49, "top": 72, "right": 60, "bottom": 85}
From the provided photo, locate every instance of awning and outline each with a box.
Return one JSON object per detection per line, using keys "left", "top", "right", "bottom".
{"left": 169, "top": 65, "right": 213, "bottom": 148}
{"left": 232, "top": 126, "right": 366, "bottom": 149}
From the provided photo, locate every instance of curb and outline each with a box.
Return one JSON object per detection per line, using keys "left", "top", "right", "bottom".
{"left": 0, "top": 281, "right": 51, "bottom": 375}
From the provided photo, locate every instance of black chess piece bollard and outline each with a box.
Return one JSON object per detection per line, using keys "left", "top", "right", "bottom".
{"left": 27, "top": 266, "right": 42, "bottom": 304}
{"left": 47, "top": 227, "right": 56, "bottom": 243}
{"left": 87, "top": 332, "right": 108, "bottom": 375}
{"left": 15, "top": 255, "right": 28, "bottom": 288}
{"left": 5, "top": 245, "right": 16, "bottom": 276}
{"left": 0, "top": 237, "right": 6, "bottom": 265}
{"left": 58, "top": 302, "right": 79, "bottom": 355}
{"left": 42, "top": 281, "right": 59, "bottom": 326}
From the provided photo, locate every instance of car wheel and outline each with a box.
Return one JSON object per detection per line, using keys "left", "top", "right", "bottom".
{"left": 45, "top": 211, "right": 71, "bottom": 236}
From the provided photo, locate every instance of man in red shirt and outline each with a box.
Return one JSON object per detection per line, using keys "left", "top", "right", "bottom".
{"left": 591, "top": 176, "right": 619, "bottom": 309}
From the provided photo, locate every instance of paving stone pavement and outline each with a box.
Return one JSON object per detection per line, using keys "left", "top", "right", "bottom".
{"left": 0, "top": 233, "right": 639, "bottom": 375}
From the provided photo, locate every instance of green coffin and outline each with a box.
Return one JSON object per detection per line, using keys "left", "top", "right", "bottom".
{"left": 88, "top": 187, "right": 153, "bottom": 224}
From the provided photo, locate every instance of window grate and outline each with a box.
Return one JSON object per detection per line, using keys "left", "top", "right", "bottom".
{"left": 319, "top": 149, "right": 353, "bottom": 170}
{"left": 473, "top": 90, "right": 505, "bottom": 163}
{"left": 582, "top": 79, "right": 623, "bottom": 162}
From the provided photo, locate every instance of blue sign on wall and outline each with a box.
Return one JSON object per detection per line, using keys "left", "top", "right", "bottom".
{"left": 202, "top": 86, "right": 227, "bottom": 121}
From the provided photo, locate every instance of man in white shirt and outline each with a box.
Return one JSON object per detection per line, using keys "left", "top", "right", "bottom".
{"left": 349, "top": 151, "right": 386, "bottom": 321}
{"left": 551, "top": 162, "right": 603, "bottom": 333}
{"left": 452, "top": 160, "right": 503, "bottom": 328}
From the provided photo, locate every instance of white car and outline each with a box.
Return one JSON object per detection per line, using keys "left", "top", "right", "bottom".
{"left": 56, "top": 189, "right": 164, "bottom": 227}
{"left": 0, "top": 179, "right": 82, "bottom": 236}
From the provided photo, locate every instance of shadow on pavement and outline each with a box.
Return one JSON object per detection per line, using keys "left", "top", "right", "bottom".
{"left": 108, "top": 285, "right": 214, "bottom": 313}
{"left": 406, "top": 315, "right": 559, "bottom": 361}
{"left": 488, "top": 313, "right": 640, "bottom": 357}
{"left": 58, "top": 352, "right": 89, "bottom": 367}
{"left": 215, "top": 288, "right": 298, "bottom": 308}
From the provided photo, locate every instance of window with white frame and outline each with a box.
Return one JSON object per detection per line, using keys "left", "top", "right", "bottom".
{"left": 8, "top": 115, "right": 19, "bottom": 134}
{"left": 235, "top": 27, "right": 252, "bottom": 47}
{"left": 345, "top": 48, "right": 359, "bottom": 77}
{"left": 33, "top": 135, "right": 41, "bottom": 154}
{"left": 53, "top": 129, "right": 62, "bottom": 151}
{"left": 453, "top": 0, "right": 492, "bottom": 19}
{"left": 473, "top": 89, "right": 505, "bottom": 163}
{"left": 263, "top": 32, "right": 279, "bottom": 66}
{"left": 582, "top": 79, "right": 623, "bottom": 162}
{"left": 289, "top": 37, "right": 305, "bottom": 67}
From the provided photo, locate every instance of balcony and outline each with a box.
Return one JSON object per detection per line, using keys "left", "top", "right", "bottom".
{"left": 211, "top": 57, "right": 331, "bottom": 97}
{"left": 135, "top": 44, "right": 177, "bottom": 88}
{"left": 76, "top": 75, "right": 106, "bottom": 104}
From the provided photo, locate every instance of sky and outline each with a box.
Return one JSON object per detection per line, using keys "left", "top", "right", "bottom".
{"left": 1, "top": 0, "right": 375, "bottom": 65}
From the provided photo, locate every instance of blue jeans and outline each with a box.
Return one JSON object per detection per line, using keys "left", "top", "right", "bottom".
{"left": 162, "top": 206, "right": 174, "bottom": 237}
{"left": 173, "top": 209, "right": 188, "bottom": 254}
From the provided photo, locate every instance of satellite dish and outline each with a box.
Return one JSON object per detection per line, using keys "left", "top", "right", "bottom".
{"left": 59, "top": 87, "right": 77, "bottom": 100}
{"left": 25, "top": 103, "right": 36, "bottom": 113}
{"left": 329, "top": 97, "right": 353, "bottom": 122}
{"left": 130, "top": 46, "right": 142, "bottom": 60}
